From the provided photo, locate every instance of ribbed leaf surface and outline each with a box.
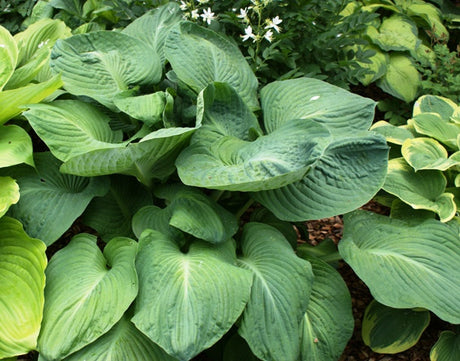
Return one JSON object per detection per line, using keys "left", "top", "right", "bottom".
{"left": 0, "top": 125, "right": 34, "bottom": 167}
{"left": 133, "top": 231, "right": 252, "bottom": 361}
{"left": 165, "top": 22, "right": 258, "bottom": 110}
{"left": 237, "top": 223, "right": 313, "bottom": 361}
{"left": 0, "top": 25, "right": 17, "bottom": 90}
{"left": 38, "top": 235, "right": 138, "bottom": 360}
{"left": 339, "top": 210, "right": 460, "bottom": 323}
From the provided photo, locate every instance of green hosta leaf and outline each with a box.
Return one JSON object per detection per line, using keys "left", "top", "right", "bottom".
{"left": 0, "top": 125, "right": 34, "bottom": 167}
{"left": 63, "top": 312, "right": 177, "bottom": 361}
{"left": 133, "top": 231, "right": 252, "bottom": 361}
{"left": 153, "top": 185, "right": 239, "bottom": 244}
{"left": 383, "top": 158, "right": 456, "bottom": 222}
{"left": 402, "top": 138, "right": 460, "bottom": 171}
{"left": 5, "top": 47, "right": 50, "bottom": 89}
{"left": 0, "top": 217, "right": 46, "bottom": 359}
{"left": 261, "top": 78, "right": 376, "bottom": 135}
{"left": 24, "top": 99, "right": 124, "bottom": 162}
{"left": 237, "top": 223, "right": 313, "bottom": 361}
{"left": 410, "top": 113, "right": 460, "bottom": 150}
{"left": 430, "top": 331, "right": 460, "bottom": 361}
{"left": 371, "top": 120, "right": 414, "bottom": 145}
{"left": 339, "top": 210, "right": 460, "bottom": 324}
{"left": 413, "top": 95, "right": 458, "bottom": 120}
{"left": 366, "top": 15, "right": 419, "bottom": 52}
{"left": 362, "top": 300, "right": 430, "bottom": 354}
{"left": 297, "top": 239, "right": 341, "bottom": 267}
{"left": 123, "top": 2, "right": 182, "bottom": 65}
{"left": 253, "top": 133, "right": 389, "bottom": 221}
{"left": 390, "top": 198, "right": 436, "bottom": 223}
{"left": 298, "top": 255, "right": 353, "bottom": 361}
{"left": 0, "top": 177, "right": 19, "bottom": 218}
{"left": 2, "top": 152, "right": 109, "bottom": 245}
{"left": 61, "top": 127, "right": 196, "bottom": 186}
{"left": 132, "top": 205, "right": 182, "bottom": 241}
{"left": 177, "top": 118, "right": 330, "bottom": 192}
{"left": 50, "top": 31, "right": 162, "bottom": 110}
{"left": 0, "top": 25, "right": 18, "bottom": 91}
{"left": 82, "top": 175, "right": 153, "bottom": 242}
{"left": 191, "top": 82, "right": 262, "bottom": 148}
{"left": 38, "top": 234, "right": 138, "bottom": 361}
{"left": 0, "top": 74, "right": 63, "bottom": 125}
{"left": 377, "top": 54, "right": 420, "bottom": 102}
{"left": 13, "top": 19, "right": 71, "bottom": 67}
{"left": 113, "top": 92, "right": 168, "bottom": 126}
{"left": 407, "top": 3, "right": 448, "bottom": 39}
{"left": 165, "top": 21, "right": 259, "bottom": 110}
{"left": 356, "top": 45, "right": 388, "bottom": 86}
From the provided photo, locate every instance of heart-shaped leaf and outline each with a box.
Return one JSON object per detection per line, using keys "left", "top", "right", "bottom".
{"left": 298, "top": 255, "right": 354, "bottom": 361}
{"left": 2, "top": 152, "right": 109, "bottom": 245}
{"left": 402, "top": 138, "right": 460, "bottom": 171}
{"left": 362, "top": 300, "right": 430, "bottom": 353}
{"left": 0, "top": 217, "right": 46, "bottom": 359}
{"left": 133, "top": 231, "right": 252, "bottom": 361}
{"left": 413, "top": 95, "right": 457, "bottom": 120}
{"left": 0, "top": 125, "right": 34, "bottom": 167}
{"left": 409, "top": 113, "right": 460, "bottom": 150}
{"left": 38, "top": 234, "right": 138, "bottom": 360}
{"left": 339, "top": 210, "right": 460, "bottom": 324}
{"left": 165, "top": 22, "right": 258, "bottom": 110}
{"left": 50, "top": 31, "right": 162, "bottom": 110}
{"left": 237, "top": 223, "right": 313, "bottom": 361}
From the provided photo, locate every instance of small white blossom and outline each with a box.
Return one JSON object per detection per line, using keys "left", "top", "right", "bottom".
{"left": 241, "top": 25, "right": 256, "bottom": 42}
{"left": 237, "top": 7, "right": 248, "bottom": 19}
{"left": 265, "top": 16, "right": 282, "bottom": 33}
{"left": 201, "top": 7, "right": 215, "bottom": 25}
{"left": 264, "top": 29, "right": 273, "bottom": 42}
{"left": 191, "top": 9, "right": 199, "bottom": 19}
{"left": 179, "top": 1, "right": 188, "bottom": 11}
{"left": 336, "top": 33, "right": 343, "bottom": 38}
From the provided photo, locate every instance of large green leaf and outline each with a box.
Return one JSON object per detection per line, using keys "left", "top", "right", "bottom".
{"left": 371, "top": 120, "right": 414, "bottom": 145}
{"left": 430, "top": 331, "right": 460, "bottom": 361}
{"left": 0, "top": 177, "right": 19, "bottom": 218}
{"left": 152, "top": 184, "right": 239, "bottom": 244}
{"left": 383, "top": 158, "right": 456, "bottom": 222}
{"left": 177, "top": 118, "right": 331, "bottom": 192}
{"left": 407, "top": 2, "right": 448, "bottom": 39}
{"left": 63, "top": 312, "right": 177, "bottom": 361}
{"left": 362, "top": 300, "right": 430, "bottom": 354}
{"left": 165, "top": 22, "right": 259, "bottom": 110}
{"left": 298, "top": 255, "right": 353, "bottom": 361}
{"left": 261, "top": 78, "right": 376, "bottom": 136}
{"left": 13, "top": 18, "right": 71, "bottom": 67}
{"left": 133, "top": 231, "right": 252, "bottom": 361}
{"left": 402, "top": 138, "right": 460, "bottom": 171}
{"left": 38, "top": 234, "right": 138, "bottom": 361}
{"left": 0, "top": 125, "right": 34, "bottom": 167}
{"left": 0, "top": 217, "right": 46, "bottom": 359}
{"left": 113, "top": 92, "right": 168, "bottom": 126}
{"left": 50, "top": 31, "right": 162, "bottom": 110}
{"left": 409, "top": 113, "right": 460, "bottom": 150}
{"left": 377, "top": 54, "right": 420, "bottom": 102}
{"left": 0, "top": 74, "right": 63, "bottom": 125}
{"left": 82, "top": 175, "right": 153, "bottom": 242}
{"left": 253, "top": 133, "right": 389, "bottom": 221}
{"left": 237, "top": 223, "right": 313, "bottom": 361}
{"left": 132, "top": 205, "right": 182, "bottom": 241}
{"left": 0, "top": 25, "right": 18, "bottom": 90}
{"left": 60, "top": 126, "right": 196, "bottom": 186}
{"left": 2, "top": 152, "right": 109, "bottom": 245}
{"left": 356, "top": 45, "right": 388, "bottom": 86}
{"left": 5, "top": 47, "right": 51, "bottom": 89}
{"left": 24, "top": 99, "right": 124, "bottom": 162}
{"left": 123, "top": 2, "right": 182, "bottom": 65}
{"left": 339, "top": 210, "right": 460, "bottom": 324}
{"left": 366, "top": 15, "right": 420, "bottom": 52}
{"left": 413, "top": 95, "right": 457, "bottom": 120}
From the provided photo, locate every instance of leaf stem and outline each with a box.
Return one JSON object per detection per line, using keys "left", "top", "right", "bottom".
{"left": 235, "top": 198, "right": 255, "bottom": 220}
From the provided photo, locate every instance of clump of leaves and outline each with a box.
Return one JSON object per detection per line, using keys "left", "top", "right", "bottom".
{"left": 0, "top": 0, "right": 37, "bottom": 33}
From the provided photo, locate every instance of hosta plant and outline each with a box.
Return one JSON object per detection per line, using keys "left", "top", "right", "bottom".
{"left": 339, "top": 94, "right": 460, "bottom": 356}
{"left": 0, "top": 3, "right": 392, "bottom": 361}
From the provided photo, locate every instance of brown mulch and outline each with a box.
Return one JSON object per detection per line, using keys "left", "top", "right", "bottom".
{"left": 305, "top": 202, "right": 450, "bottom": 361}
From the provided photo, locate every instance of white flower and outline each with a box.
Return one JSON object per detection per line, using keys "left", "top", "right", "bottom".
{"left": 191, "top": 9, "right": 199, "bottom": 19}
{"left": 201, "top": 7, "right": 215, "bottom": 25}
{"left": 237, "top": 7, "right": 248, "bottom": 19}
{"left": 264, "top": 29, "right": 273, "bottom": 42}
{"left": 266, "top": 16, "right": 282, "bottom": 33}
{"left": 241, "top": 26, "right": 256, "bottom": 42}
{"left": 179, "top": 1, "right": 188, "bottom": 11}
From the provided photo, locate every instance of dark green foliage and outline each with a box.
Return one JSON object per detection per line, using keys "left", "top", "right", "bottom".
{"left": 0, "top": 0, "right": 37, "bottom": 33}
